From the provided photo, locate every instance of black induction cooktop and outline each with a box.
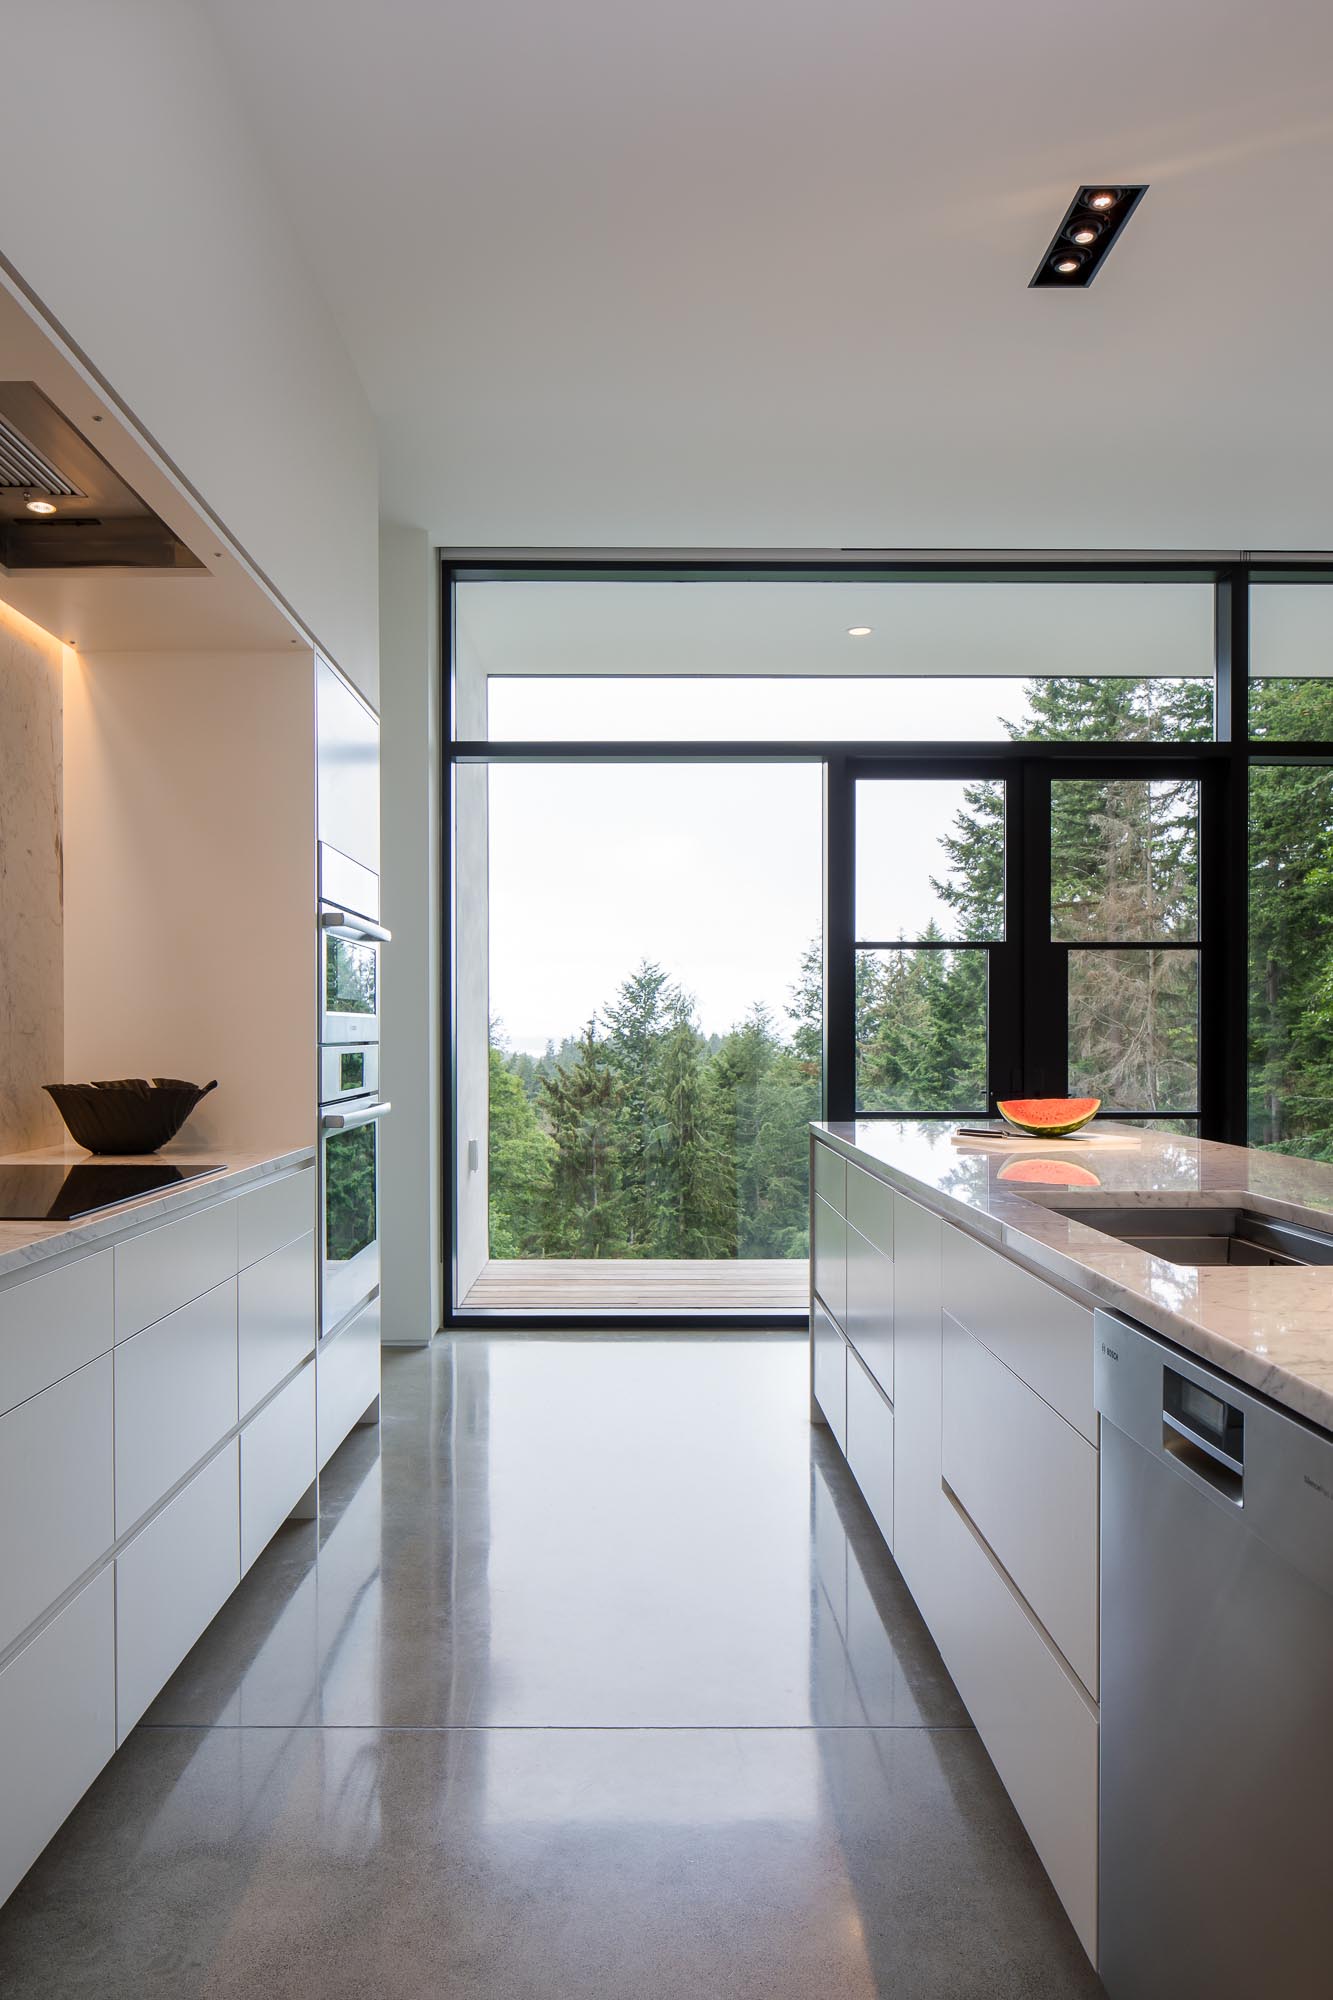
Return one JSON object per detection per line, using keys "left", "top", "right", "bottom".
{"left": 0, "top": 1162, "right": 226, "bottom": 1222}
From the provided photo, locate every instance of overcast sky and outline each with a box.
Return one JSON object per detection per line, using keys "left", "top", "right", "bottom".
{"left": 486, "top": 679, "right": 1013, "bottom": 1054}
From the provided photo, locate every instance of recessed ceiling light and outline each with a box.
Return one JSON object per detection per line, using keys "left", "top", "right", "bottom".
{"left": 847, "top": 626, "right": 873, "bottom": 638}
{"left": 1031, "top": 185, "right": 1147, "bottom": 288}
{"left": 25, "top": 497, "right": 57, "bottom": 515}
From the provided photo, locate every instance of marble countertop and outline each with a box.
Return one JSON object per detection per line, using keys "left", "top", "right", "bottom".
{"left": 0, "top": 1140, "right": 316, "bottom": 1284}
{"left": 813, "top": 1119, "right": 1333, "bottom": 1433}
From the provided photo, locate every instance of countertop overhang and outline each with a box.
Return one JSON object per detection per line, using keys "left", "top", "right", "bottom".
{"left": 0, "top": 1141, "right": 316, "bottom": 1283}
{"left": 813, "top": 1119, "right": 1333, "bottom": 1432}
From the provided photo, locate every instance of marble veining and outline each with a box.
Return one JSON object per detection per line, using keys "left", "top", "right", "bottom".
{"left": 0, "top": 1140, "right": 315, "bottom": 1283}
{"left": 0, "top": 605, "right": 64, "bottom": 1153}
{"left": 815, "top": 1120, "right": 1333, "bottom": 1432}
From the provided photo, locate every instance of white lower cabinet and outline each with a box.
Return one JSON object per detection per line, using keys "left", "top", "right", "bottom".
{"left": 242, "top": 1361, "right": 316, "bottom": 1574}
{"left": 0, "top": 1568, "right": 115, "bottom": 1907}
{"left": 845, "top": 1345, "right": 894, "bottom": 1550}
{"left": 239, "top": 1229, "right": 316, "bottom": 1418}
{"left": 891, "top": 1194, "right": 943, "bottom": 1627}
{"left": 0, "top": 1354, "right": 114, "bottom": 1656}
{"left": 845, "top": 1221, "right": 893, "bottom": 1401}
{"left": 931, "top": 1491, "right": 1100, "bottom": 1961}
{"left": 317, "top": 1295, "right": 381, "bottom": 1472}
{"left": 942, "top": 1311, "right": 1099, "bottom": 1695}
{"left": 115, "top": 1442, "right": 240, "bottom": 1741}
{"left": 811, "top": 1296, "right": 847, "bottom": 1450}
{"left": 114, "top": 1280, "right": 239, "bottom": 1534}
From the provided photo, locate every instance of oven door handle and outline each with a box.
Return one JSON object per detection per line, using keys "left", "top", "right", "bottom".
{"left": 321, "top": 1100, "right": 392, "bottom": 1133}
{"left": 321, "top": 910, "right": 393, "bottom": 944}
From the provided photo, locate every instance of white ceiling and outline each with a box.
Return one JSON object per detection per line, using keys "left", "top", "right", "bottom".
{"left": 205, "top": 0, "right": 1333, "bottom": 552}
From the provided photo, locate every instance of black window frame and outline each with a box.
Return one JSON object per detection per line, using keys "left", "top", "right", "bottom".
{"left": 442, "top": 556, "right": 1333, "bottom": 1327}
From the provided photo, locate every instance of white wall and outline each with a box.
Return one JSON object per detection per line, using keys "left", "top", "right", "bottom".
{"left": 0, "top": 2, "right": 379, "bottom": 705}
{"left": 63, "top": 650, "right": 316, "bottom": 1157}
{"left": 378, "top": 523, "right": 444, "bottom": 1340}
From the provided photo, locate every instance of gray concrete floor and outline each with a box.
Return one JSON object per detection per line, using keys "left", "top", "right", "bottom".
{"left": 0, "top": 1334, "right": 1103, "bottom": 1997}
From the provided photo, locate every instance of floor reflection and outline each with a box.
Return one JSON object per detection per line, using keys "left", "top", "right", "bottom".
{"left": 0, "top": 1334, "right": 1102, "bottom": 1998}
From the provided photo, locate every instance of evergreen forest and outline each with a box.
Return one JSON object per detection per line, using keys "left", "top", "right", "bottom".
{"left": 488, "top": 673, "right": 1333, "bottom": 1260}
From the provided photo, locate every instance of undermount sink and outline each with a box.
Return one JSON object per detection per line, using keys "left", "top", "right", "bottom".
{"left": 1028, "top": 1201, "right": 1333, "bottom": 1268}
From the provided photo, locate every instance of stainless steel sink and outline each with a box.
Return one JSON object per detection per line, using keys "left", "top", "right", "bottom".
{"left": 1030, "top": 1201, "right": 1333, "bottom": 1268}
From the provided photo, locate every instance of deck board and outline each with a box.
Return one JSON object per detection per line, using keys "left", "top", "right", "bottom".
{"left": 459, "top": 1258, "right": 808, "bottom": 1313}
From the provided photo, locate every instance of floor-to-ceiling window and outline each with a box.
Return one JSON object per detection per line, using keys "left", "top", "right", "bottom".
{"left": 447, "top": 564, "right": 1332, "bottom": 1321}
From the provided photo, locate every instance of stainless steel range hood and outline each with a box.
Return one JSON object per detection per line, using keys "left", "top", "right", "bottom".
{"left": 0, "top": 382, "right": 202, "bottom": 571}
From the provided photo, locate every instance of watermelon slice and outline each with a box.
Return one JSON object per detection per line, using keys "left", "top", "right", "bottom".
{"left": 996, "top": 1095, "right": 1101, "bottom": 1138}
{"left": 997, "top": 1157, "right": 1102, "bottom": 1187}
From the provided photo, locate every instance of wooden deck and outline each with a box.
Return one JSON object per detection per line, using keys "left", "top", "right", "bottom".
{"left": 459, "top": 1257, "right": 808, "bottom": 1315}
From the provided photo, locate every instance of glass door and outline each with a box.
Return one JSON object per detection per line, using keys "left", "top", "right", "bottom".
{"left": 844, "top": 756, "right": 1218, "bottom": 1129}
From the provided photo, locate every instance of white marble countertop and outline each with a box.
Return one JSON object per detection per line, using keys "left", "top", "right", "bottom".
{"left": 0, "top": 1140, "right": 316, "bottom": 1284}
{"left": 813, "top": 1119, "right": 1333, "bottom": 1433}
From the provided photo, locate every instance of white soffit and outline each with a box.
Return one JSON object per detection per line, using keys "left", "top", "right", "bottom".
{"left": 454, "top": 578, "right": 1216, "bottom": 679}
{"left": 206, "top": 0, "right": 1333, "bottom": 552}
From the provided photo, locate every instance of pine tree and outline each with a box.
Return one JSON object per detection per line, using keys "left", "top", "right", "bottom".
{"left": 487, "top": 1045, "right": 555, "bottom": 1255}
{"left": 538, "top": 1018, "right": 625, "bottom": 1255}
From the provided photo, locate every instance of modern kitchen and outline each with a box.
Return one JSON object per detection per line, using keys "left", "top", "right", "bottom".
{"left": 3, "top": 5, "right": 1333, "bottom": 1997}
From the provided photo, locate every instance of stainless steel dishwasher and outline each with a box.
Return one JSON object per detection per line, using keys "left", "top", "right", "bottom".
{"left": 1094, "top": 1310, "right": 1333, "bottom": 1999}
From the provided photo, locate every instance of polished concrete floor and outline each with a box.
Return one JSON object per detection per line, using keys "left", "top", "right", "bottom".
{"left": 0, "top": 1335, "right": 1103, "bottom": 1997}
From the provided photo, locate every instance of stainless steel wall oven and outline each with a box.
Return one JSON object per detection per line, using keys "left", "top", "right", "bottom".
{"left": 319, "top": 844, "right": 390, "bottom": 1339}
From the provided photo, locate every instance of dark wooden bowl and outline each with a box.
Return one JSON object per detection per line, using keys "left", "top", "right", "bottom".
{"left": 44, "top": 1079, "right": 218, "bottom": 1155}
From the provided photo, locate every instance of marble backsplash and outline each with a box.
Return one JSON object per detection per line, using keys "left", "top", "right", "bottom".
{"left": 0, "top": 603, "right": 64, "bottom": 1150}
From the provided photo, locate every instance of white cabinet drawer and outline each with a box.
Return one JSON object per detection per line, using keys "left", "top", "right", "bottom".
{"left": 931, "top": 1491, "right": 1099, "bottom": 1962}
{"left": 846, "top": 1345, "right": 894, "bottom": 1551}
{"left": 813, "top": 1141, "right": 845, "bottom": 1214}
{"left": 811, "top": 1296, "right": 847, "bottom": 1451}
{"left": 812, "top": 1195, "right": 847, "bottom": 1330}
{"left": 943, "top": 1228, "right": 1096, "bottom": 1443}
{"left": 943, "top": 1314, "right": 1099, "bottom": 1695}
{"left": 0, "top": 1251, "right": 113, "bottom": 1417}
{"left": 115, "top": 1280, "right": 238, "bottom": 1532}
{"left": 237, "top": 1169, "right": 315, "bottom": 1272}
{"left": 317, "top": 1295, "right": 381, "bottom": 1472}
{"left": 238, "top": 1230, "right": 316, "bottom": 1418}
{"left": 116, "top": 1442, "right": 239, "bottom": 1740}
{"left": 241, "top": 1359, "right": 315, "bottom": 1574}
{"left": 0, "top": 1354, "right": 114, "bottom": 1655}
{"left": 115, "top": 1197, "right": 238, "bottom": 1341}
{"left": 847, "top": 1162, "right": 892, "bottom": 1259}
{"left": 0, "top": 1568, "right": 115, "bottom": 1908}
{"left": 846, "top": 1220, "right": 892, "bottom": 1402}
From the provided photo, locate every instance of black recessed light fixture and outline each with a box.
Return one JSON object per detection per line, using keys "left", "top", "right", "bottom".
{"left": 1030, "top": 184, "right": 1147, "bottom": 287}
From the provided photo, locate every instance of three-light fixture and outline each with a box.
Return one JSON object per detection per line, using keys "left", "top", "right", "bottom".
{"left": 1030, "top": 186, "right": 1147, "bottom": 288}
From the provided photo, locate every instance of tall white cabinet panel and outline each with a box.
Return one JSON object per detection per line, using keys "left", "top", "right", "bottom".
{"left": 317, "top": 655, "right": 380, "bottom": 876}
{"left": 0, "top": 1251, "right": 113, "bottom": 1417}
{"left": 116, "top": 1443, "right": 240, "bottom": 1741}
{"left": 241, "top": 1361, "right": 315, "bottom": 1574}
{"left": 943, "top": 1228, "right": 1095, "bottom": 1443}
{"left": 0, "top": 1354, "right": 114, "bottom": 1655}
{"left": 114, "top": 1281, "right": 239, "bottom": 1533}
{"left": 317, "top": 1295, "right": 381, "bottom": 1472}
{"left": 238, "top": 1231, "right": 317, "bottom": 1418}
{"left": 0, "top": 1569, "right": 115, "bottom": 1907}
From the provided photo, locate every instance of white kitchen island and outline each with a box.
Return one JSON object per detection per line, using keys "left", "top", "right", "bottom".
{"left": 809, "top": 1117, "right": 1333, "bottom": 1969}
